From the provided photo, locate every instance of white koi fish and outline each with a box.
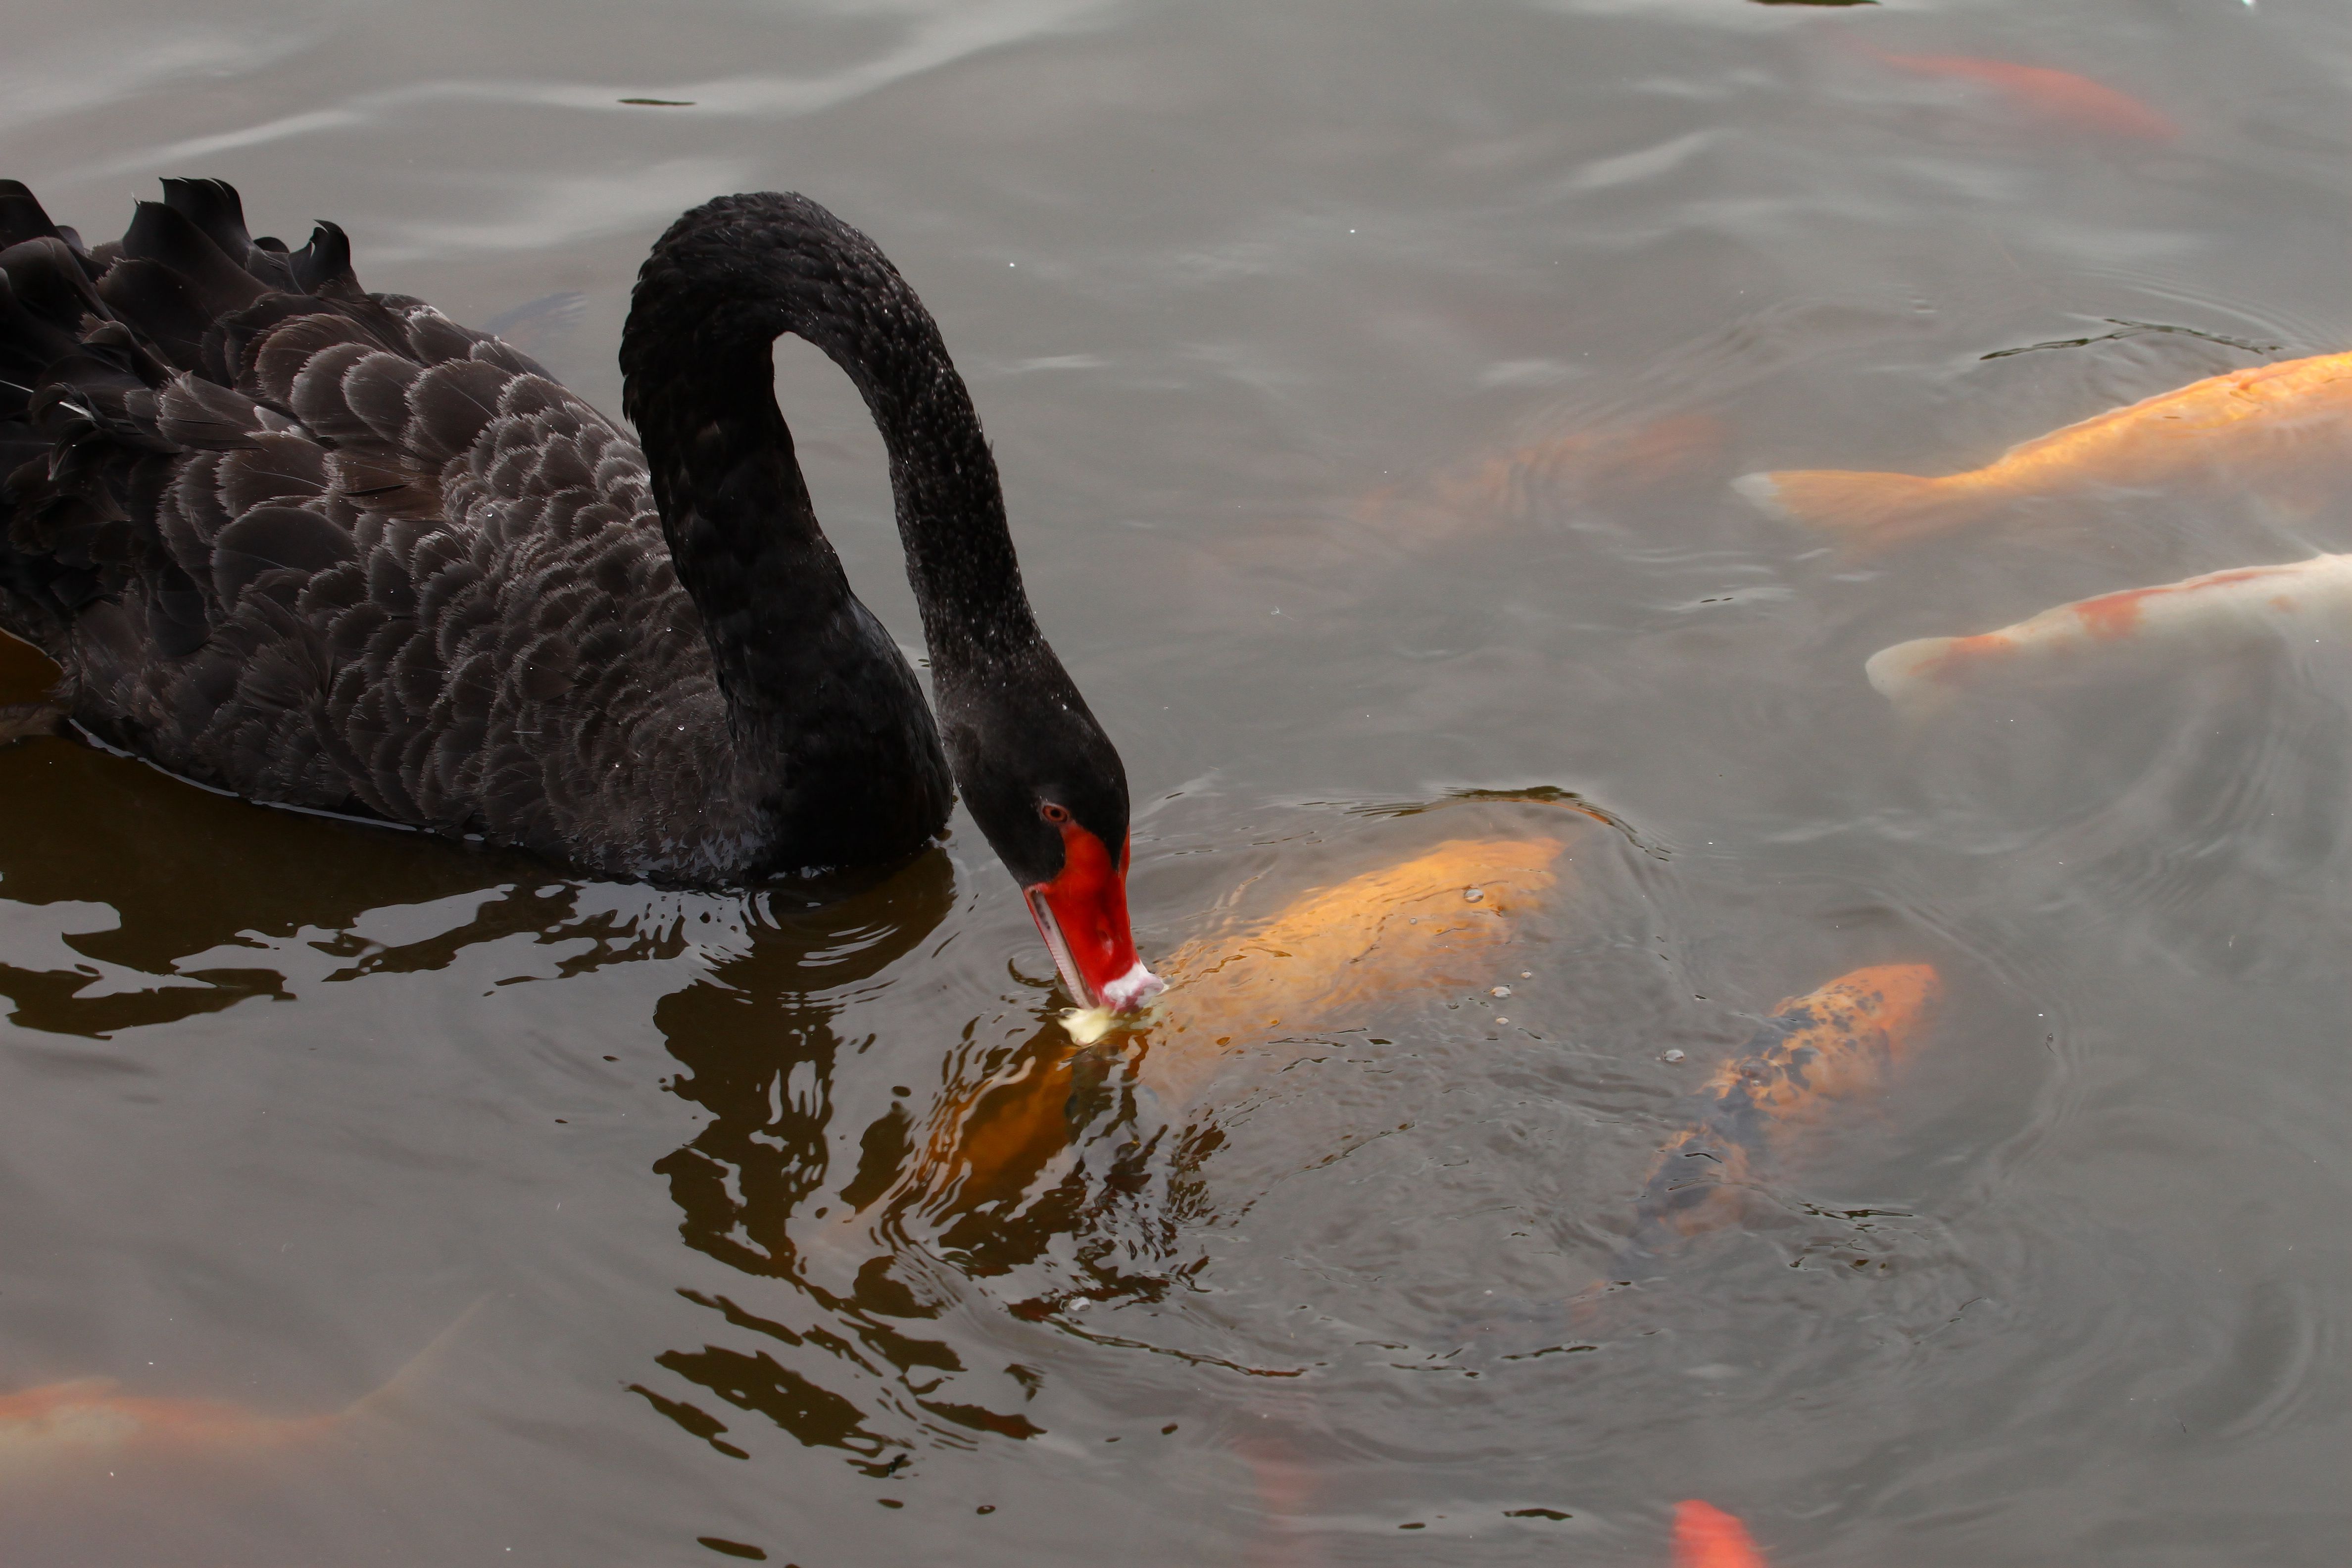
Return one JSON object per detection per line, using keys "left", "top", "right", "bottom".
{"left": 1865, "top": 554, "right": 2352, "bottom": 708}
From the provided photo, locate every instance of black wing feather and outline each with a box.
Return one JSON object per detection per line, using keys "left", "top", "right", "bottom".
{"left": 0, "top": 178, "right": 763, "bottom": 881}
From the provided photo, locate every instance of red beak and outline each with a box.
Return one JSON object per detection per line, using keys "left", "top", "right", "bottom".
{"left": 1024, "top": 822, "right": 1165, "bottom": 1013}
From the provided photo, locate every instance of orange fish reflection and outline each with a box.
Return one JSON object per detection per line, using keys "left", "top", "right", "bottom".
{"left": 1864, "top": 47, "right": 2177, "bottom": 143}
{"left": 1737, "top": 349, "right": 2352, "bottom": 547}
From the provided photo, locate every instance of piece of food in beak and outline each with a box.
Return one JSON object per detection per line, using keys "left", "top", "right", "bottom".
{"left": 1867, "top": 554, "right": 2352, "bottom": 710}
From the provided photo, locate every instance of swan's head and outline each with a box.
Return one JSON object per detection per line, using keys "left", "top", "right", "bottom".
{"left": 945, "top": 668, "right": 1165, "bottom": 1016}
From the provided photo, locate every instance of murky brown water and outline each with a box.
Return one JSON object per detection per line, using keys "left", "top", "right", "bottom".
{"left": 7, "top": 1, "right": 2352, "bottom": 1563}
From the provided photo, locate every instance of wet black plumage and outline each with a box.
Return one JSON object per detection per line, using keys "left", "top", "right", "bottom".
{"left": 0, "top": 178, "right": 1129, "bottom": 888}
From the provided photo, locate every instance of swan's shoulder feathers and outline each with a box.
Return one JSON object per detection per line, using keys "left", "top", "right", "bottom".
{"left": 0, "top": 182, "right": 755, "bottom": 880}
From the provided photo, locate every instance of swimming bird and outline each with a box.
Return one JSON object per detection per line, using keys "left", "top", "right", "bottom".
{"left": 0, "top": 178, "right": 1160, "bottom": 1013}
{"left": 1735, "top": 349, "right": 2352, "bottom": 547}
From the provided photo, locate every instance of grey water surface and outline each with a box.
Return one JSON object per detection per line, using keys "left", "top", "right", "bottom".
{"left": 4, "top": 0, "right": 2352, "bottom": 1563}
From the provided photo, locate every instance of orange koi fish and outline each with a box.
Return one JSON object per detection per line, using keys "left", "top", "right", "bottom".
{"left": 0, "top": 1297, "right": 482, "bottom": 1477}
{"left": 1866, "top": 554, "right": 2352, "bottom": 709}
{"left": 0, "top": 1381, "right": 335, "bottom": 1471}
{"left": 1674, "top": 1499, "right": 1771, "bottom": 1568}
{"left": 1736, "top": 350, "right": 2352, "bottom": 546}
{"left": 1864, "top": 48, "right": 2177, "bottom": 143}
{"left": 870, "top": 834, "right": 1573, "bottom": 1221}
{"left": 1629, "top": 964, "right": 1941, "bottom": 1250}
{"left": 1130, "top": 833, "right": 1567, "bottom": 1102}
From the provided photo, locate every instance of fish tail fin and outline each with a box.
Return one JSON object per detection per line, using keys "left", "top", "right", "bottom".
{"left": 1733, "top": 468, "right": 1975, "bottom": 546}
{"left": 338, "top": 1292, "right": 495, "bottom": 1425}
{"left": 1673, "top": 1499, "right": 1772, "bottom": 1568}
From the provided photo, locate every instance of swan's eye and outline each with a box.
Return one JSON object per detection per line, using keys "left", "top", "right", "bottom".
{"left": 1039, "top": 801, "right": 1072, "bottom": 825}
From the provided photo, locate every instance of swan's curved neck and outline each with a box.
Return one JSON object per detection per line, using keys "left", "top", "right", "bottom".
{"left": 623, "top": 192, "right": 1085, "bottom": 867}
{"left": 621, "top": 193, "right": 1045, "bottom": 687}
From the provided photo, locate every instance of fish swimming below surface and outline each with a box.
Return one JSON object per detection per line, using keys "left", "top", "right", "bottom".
{"left": 1673, "top": 1499, "right": 1772, "bottom": 1568}
{"left": 1625, "top": 963, "right": 1943, "bottom": 1254}
{"left": 0, "top": 1381, "right": 335, "bottom": 1472}
{"left": 1864, "top": 554, "right": 2352, "bottom": 710}
{"left": 872, "top": 830, "right": 1942, "bottom": 1279}
{"left": 1861, "top": 47, "right": 2178, "bottom": 143}
{"left": 0, "top": 1296, "right": 483, "bottom": 1480}
{"left": 1127, "top": 832, "right": 1569, "bottom": 1102}
{"left": 1356, "top": 413, "right": 1725, "bottom": 541}
{"left": 1735, "top": 349, "right": 2352, "bottom": 546}
{"left": 879, "top": 833, "right": 1574, "bottom": 1223}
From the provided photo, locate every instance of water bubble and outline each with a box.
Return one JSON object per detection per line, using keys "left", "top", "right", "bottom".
{"left": 1662, "top": 1049, "right": 1686, "bottom": 1064}
{"left": 1464, "top": 887, "right": 1484, "bottom": 902}
{"left": 1490, "top": 985, "right": 1512, "bottom": 998}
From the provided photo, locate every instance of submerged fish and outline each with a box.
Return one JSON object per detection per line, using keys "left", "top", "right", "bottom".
{"left": 1864, "top": 48, "right": 2177, "bottom": 143}
{"left": 864, "top": 833, "right": 1574, "bottom": 1222}
{"left": 1866, "top": 554, "right": 2352, "bottom": 709}
{"left": 1133, "top": 833, "right": 1568, "bottom": 1105}
{"left": 1736, "top": 349, "right": 2352, "bottom": 546}
{"left": 0, "top": 1381, "right": 334, "bottom": 1470}
{"left": 1360, "top": 414, "right": 1725, "bottom": 539}
{"left": 1628, "top": 963, "right": 1942, "bottom": 1251}
{"left": 1673, "top": 1499, "right": 1772, "bottom": 1568}
{"left": 0, "top": 1297, "right": 482, "bottom": 1477}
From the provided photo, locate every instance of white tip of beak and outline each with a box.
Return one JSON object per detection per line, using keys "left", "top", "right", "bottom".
{"left": 1100, "top": 961, "right": 1166, "bottom": 1014}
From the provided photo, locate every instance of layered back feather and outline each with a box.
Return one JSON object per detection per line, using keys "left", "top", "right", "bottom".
{"left": 0, "top": 179, "right": 838, "bottom": 883}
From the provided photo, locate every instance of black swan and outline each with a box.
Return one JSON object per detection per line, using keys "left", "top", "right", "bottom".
{"left": 0, "top": 178, "right": 1163, "bottom": 1014}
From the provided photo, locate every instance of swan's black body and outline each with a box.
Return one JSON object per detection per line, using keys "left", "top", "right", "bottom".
{"left": 0, "top": 180, "right": 1134, "bottom": 912}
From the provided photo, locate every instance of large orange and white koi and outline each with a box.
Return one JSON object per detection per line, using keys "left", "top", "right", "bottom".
{"left": 1736, "top": 350, "right": 2352, "bottom": 546}
{"left": 1865, "top": 554, "right": 2352, "bottom": 708}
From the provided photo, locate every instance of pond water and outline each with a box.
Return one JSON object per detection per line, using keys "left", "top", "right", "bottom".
{"left": 5, "top": 0, "right": 2352, "bottom": 1563}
